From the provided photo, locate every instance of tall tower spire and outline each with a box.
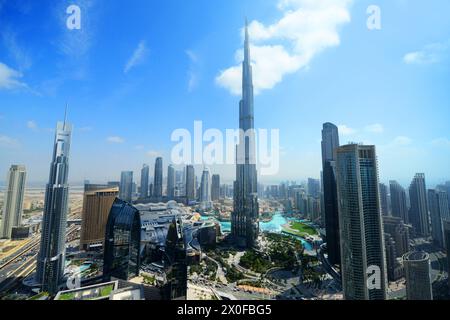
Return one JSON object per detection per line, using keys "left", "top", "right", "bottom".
{"left": 232, "top": 19, "right": 259, "bottom": 248}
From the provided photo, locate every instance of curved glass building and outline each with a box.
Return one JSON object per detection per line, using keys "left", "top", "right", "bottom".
{"left": 103, "top": 199, "right": 141, "bottom": 281}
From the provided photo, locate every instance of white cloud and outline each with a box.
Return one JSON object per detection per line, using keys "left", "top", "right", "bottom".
{"left": 147, "top": 150, "right": 161, "bottom": 158}
{"left": 391, "top": 136, "right": 412, "bottom": 146}
{"left": 77, "top": 126, "right": 93, "bottom": 132}
{"left": 27, "top": 120, "right": 38, "bottom": 131}
{"left": 216, "top": 0, "right": 352, "bottom": 95}
{"left": 403, "top": 40, "right": 450, "bottom": 65}
{"left": 0, "top": 135, "right": 19, "bottom": 148}
{"left": 365, "top": 123, "right": 384, "bottom": 134}
{"left": 431, "top": 138, "right": 450, "bottom": 148}
{"left": 338, "top": 125, "right": 357, "bottom": 136}
{"left": 186, "top": 50, "right": 199, "bottom": 92}
{"left": 0, "top": 62, "right": 27, "bottom": 90}
{"left": 124, "top": 40, "right": 148, "bottom": 74}
{"left": 107, "top": 136, "right": 125, "bottom": 144}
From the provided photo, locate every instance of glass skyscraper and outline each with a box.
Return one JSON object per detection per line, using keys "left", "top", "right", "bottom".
{"left": 321, "top": 122, "right": 340, "bottom": 265}
{"left": 232, "top": 20, "right": 259, "bottom": 248}
{"left": 163, "top": 217, "right": 187, "bottom": 300}
{"left": 185, "top": 165, "right": 195, "bottom": 203}
{"left": 140, "top": 164, "right": 150, "bottom": 199}
{"left": 1, "top": 165, "right": 26, "bottom": 239}
{"left": 389, "top": 180, "right": 409, "bottom": 223}
{"left": 409, "top": 173, "right": 430, "bottom": 237}
{"left": 335, "top": 144, "right": 387, "bottom": 300}
{"left": 119, "top": 171, "right": 133, "bottom": 203}
{"left": 199, "top": 168, "right": 212, "bottom": 210}
{"left": 103, "top": 198, "right": 141, "bottom": 281}
{"left": 153, "top": 157, "right": 163, "bottom": 198}
{"left": 167, "top": 164, "right": 176, "bottom": 199}
{"left": 36, "top": 120, "right": 72, "bottom": 294}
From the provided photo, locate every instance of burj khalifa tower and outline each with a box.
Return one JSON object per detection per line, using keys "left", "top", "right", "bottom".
{"left": 232, "top": 20, "right": 259, "bottom": 248}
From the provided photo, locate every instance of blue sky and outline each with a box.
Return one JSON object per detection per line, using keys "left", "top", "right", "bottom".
{"left": 0, "top": 0, "right": 449, "bottom": 187}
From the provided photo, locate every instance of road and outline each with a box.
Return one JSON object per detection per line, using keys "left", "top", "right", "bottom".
{"left": 0, "top": 224, "right": 80, "bottom": 296}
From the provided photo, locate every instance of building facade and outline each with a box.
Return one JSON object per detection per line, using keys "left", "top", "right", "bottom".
{"left": 119, "top": 171, "right": 133, "bottom": 203}
{"left": 389, "top": 180, "right": 409, "bottom": 223}
{"left": 335, "top": 144, "right": 387, "bottom": 300}
{"left": 321, "top": 122, "right": 340, "bottom": 265}
{"left": 403, "top": 251, "right": 433, "bottom": 300}
{"left": 211, "top": 174, "right": 220, "bottom": 202}
{"left": 185, "top": 165, "right": 195, "bottom": 203}
{"left": 231, "top": 21, "right": 259, "bottom": 248}
{"left": 153, "top": 157, "right": 163, "bottom": 198}
{"left": 80, "top": 184, "right": 119, "bottom": 251}
{"left": 140, "top": 164, "right": 150, "bottom": 199}
{"left": 428, "top": 189, "right": 450, "bottom": 248}
{"left": 1, "top": 165, "right": 26, "bottom": 239}
{"left": 409, "top": 174, "right": 430, "bottom": 237}
{"left": 103, "top": 199, "right": 141, "bottom": 281}
{"left": 167, "top": 165, "right": 176, "bottom": 199}
{"left": 36, "top": 120, "right": 72, "bottom": 294}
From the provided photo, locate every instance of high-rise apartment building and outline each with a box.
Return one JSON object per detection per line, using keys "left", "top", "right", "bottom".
{"left": 389, "top": 180, "right": 409, "bottom": 223}
{"left": 1, "top": 165, "right": 26, "bottom": 239}
{"left": 167, "top": 165, "right": 175, "bottom": 199}
{"left": 409, "top": 174, "right": 430, "bottom": 237}
{"left": 211, "top": 174, "right": 220, "bottom": 202}
{"left": 428, "top": 189, "right": 450, "bottom": 248}
{"left": 379, "top": 183, "right": 389, "bottom": 216}
{"left": 199, "top": 168, "right": 212, "bottom": 211}
{"left": 321, "top": 122, "right": 340, "bottom": 265}
{"left": 140, "top": 164, "right": 150, "bottom": 199}
{"left": 335, "top": 144, "right": 387, "bottom": 300}
{"left": 80, "top": 184, "right": 119, "bottom": 251}
{"left": 185, "top": 165, "right": 195, "bottom": 203}
{"left": 403, "top": 251, "right": 433, "bottom": 300}
{"left": 153, "top": 157, "right": 163, "bottom": 198}
{"left": 119, "top": 171, "right": 133, "bottom": 203}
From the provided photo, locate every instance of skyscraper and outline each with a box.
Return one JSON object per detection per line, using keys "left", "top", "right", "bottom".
{"left": 443, "top": 220, "right": 450, "bottom": 287}
{"left": 211, "top": 174, "right": 220, "bottom": 202}
{"left": 153, "top": 157, "right": 163, "bottom": 198}
{"left": 185, "top": 165, "right": 195, "bottom": 203}
{"left": 403, "top": 251, "right": 433, "bottom": 300}
{"left": 389, "top": 180, "right": 409, "bottom": 223}
{"left": 321, "top": 122, "right": 340, "bottom": 265}
{"left": 167, "top": 165, "right": 175, "bottom": 199}
{"left": 103, "top": 199, "right": 141, "bottom": 281}
{"left": 36, "top": 118, "right": 72, "bottom": 294}
{"left": 1, "top": 165, "right": 26, "bottom": 239}
{"left": 379, "top": 183, "right": 389, "bottom": 216}
{"left": 409, "top": 174, "right": 430, "bottom": 237}
{"left": 199, "top": 168, "right": 212, "bottom": 211}
{"left": 335, "top": 144, "right": 387, "bottom": 300}
{"left": 119, "top": 171, "right": 133, "bottom": 203}
{"left": 80, "top": 184, "right": 119, "bottom": 251}
{"left": 163, "top": 217, "right": 187, "bottom": 300}
{"left": 140, "top": 164, "right": 150, "bottom": 199}
{"left": 231, "top": 20, "right": 259, "bottom": 248}
{"left": 428, "top": 189, "right": 450, "bottom": 248}
{"left": 307, "top": 178, "right": 320, "bottom": 199}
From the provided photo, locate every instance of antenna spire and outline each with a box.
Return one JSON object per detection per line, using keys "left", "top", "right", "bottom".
{"left": 63, "top": 103, "right": 68, "bottom": 129}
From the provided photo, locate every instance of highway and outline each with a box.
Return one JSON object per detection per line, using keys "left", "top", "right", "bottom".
{"left": 0, "top": 224, "right": 80, "bottom": 296}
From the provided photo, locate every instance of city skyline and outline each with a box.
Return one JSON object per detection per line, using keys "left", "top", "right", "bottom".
{"left": 0, "top": 0, "right": 449, "bottom": 186}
